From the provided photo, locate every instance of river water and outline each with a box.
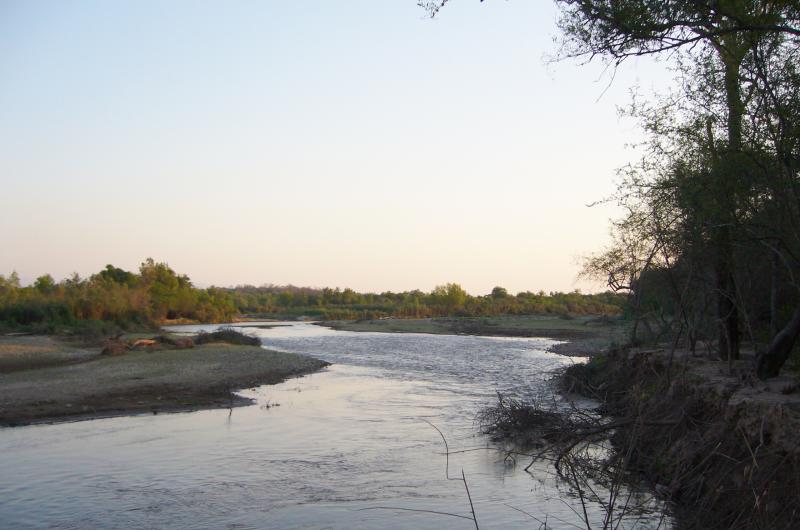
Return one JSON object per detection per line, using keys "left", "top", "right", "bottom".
{"left": 0, "top": 322, "right": 665, "bottom": 529}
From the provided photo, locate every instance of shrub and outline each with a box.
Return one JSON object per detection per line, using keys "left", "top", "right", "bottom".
{"left": 193, "top": 328, "right": 260, "bottom": 346}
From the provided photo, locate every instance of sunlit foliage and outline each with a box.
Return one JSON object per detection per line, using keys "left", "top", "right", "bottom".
{"left": 0, "top": 261, "right": 625, "bottom": 333}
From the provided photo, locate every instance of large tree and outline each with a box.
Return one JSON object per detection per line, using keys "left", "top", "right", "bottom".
{"left": 421, "top": 0, "right": 800, "bottom": 374}
{"left": 554, "top": 1, "right": 800, "bottom": 361}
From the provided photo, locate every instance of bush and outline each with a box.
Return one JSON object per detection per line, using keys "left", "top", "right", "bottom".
{"left": 151, "top": 335, "right": 194, "bottom": 349}
{"left": 560, "top": 353, "right": 610, "bottom": 397}
{"left": 193, "top": 328, "right": 260, "bottom": 346}
{"left": 478, "top": 393, "right": 567, "bottom": 443}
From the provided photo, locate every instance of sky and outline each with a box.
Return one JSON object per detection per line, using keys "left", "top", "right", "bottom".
{"left": 0, "top": 1, "right": 672, "bottom": 294}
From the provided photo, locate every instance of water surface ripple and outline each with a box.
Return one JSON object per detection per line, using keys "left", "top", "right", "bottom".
{"left": 0, "top": 322, "right": 663, "bottom": 529}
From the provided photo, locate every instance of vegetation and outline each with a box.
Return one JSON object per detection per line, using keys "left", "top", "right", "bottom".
{"left": 548, "top": 5, "right": 800, "bottom": 522}
{"left": 559, "top": 347, "right": 800, "bottom": 529}
{"left": 323, "top": 314, "right": 629, "bottom": 345}
{"left": 550, "top": 1, "right": 800, "bottom": 379}
{"left": 0, "top": 259, "right": 626, "bottom": 336}
{"left": 0, "top": 260, "right": 236, "bottom": 337}
{"left": 477, "top": 346, "right": 800, "bottom": 529}
{"left": 417, "top": 2, "right": 800, "bottom": 528}
{"left": 194, "top": 328, "right": 261, "bottom": 347}
{"left": 230, "top": 282, "right": 625, "bottom": 320}
{"left": 418, "top": 3, "right": 800, "bottom": 377}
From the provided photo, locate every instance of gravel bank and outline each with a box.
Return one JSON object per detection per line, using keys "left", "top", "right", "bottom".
{"left": 0, "top": 342, "right": 329, "bottom": 426}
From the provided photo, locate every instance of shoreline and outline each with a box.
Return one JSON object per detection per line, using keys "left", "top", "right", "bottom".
{"left": 0, "top": 338, "right": 329, "bottom": 427}
{"left": 318, "top": 316, "right": 625, "bottom": 357}
{"left": 558, "top": 347, "right": 800, "bottom": 528}
{"left": 1, "top": 317, "right": 609, "bottom": 427}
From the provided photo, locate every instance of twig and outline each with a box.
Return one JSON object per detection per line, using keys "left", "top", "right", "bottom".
{"left": 356, "top": 506, "right": 474, "bottom": 521}
{"left": 568, "top": 460, "right": 592, "bottom": 530}
{"left": 462, "top": 469, "right": 479, "bottom": 530}
{"left": 421, "top": 419, "right": 480, "bottom": 528}
{"left": 422, "top": 418, "right": 458, "bottom": 480}
{"left": 504, "top": 503, "right": 549, "bottom": 527}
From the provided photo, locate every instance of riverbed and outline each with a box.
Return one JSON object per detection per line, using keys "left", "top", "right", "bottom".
{"left": 0, "top": 322, "right": 665, "bottom": 528}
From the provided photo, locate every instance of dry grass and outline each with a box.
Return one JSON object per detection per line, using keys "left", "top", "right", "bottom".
{"left": 0, "top": 335, "right": 97, "bottom": 373}
{"left": 321, "top": 315, "right": 628, "bottom": 343}
{"left": 0, "top": 343, "right": 59, "bottom": 355}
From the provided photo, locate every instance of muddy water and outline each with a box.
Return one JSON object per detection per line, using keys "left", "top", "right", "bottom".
{"left": 0, "top": 322, "right": 665, "bottom": 529}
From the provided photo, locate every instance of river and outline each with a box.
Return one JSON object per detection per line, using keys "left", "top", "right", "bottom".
{"left": 0, "top": 322, "right": 666, "bottom": 529}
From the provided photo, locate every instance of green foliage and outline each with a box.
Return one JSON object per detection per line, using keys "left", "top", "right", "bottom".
{"left": 99, "top": 264, "right": 136, "bottom": 286}
{"left": 0, "top": 259, "right": 238, "bottom": 333}
{"left": 0, "top": 261, "right": 627, "bottom": 335}
{"left": 224, "top": 283, "right": 626, "bottom": 321}
{"left": 491, "top": 286, "right": 509, "bottom": 299}
{"left": 33, "top": 274, "right": 56, "bottom": 294}
{"left": 565, "top": 0, "right": 800, "bottom": 371}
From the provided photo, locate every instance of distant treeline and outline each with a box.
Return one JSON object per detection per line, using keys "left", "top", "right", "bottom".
{"left": 0, "top": 259, "right": 626, "bottom": 334}
{"left": 229, "top": 283, "right": 625, "bottom": 319}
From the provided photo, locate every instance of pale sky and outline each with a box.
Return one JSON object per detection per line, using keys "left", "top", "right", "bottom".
{"left": 0, "top": 1, "right": 671, "bottom": 294}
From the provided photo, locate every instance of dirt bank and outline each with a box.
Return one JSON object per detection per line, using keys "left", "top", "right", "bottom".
{"left": 0, "top": 336, "right": 329, "bottom": 426}
{"left": 562, "top": 347, "right": 800, "bottom": 529}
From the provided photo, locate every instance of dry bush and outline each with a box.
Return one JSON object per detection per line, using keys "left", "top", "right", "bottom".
{"left": 193, "top": 328, "right": 260, "bottom": 347}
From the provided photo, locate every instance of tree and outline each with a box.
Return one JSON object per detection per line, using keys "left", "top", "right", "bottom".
{"left": 422, "top": 0, "right": 800, "bottom": 375}
{"left": 555, "top": 0, "right": 800, "bottom": 360}
{"left": 743, "top": 30, "right": 800, "bottom": 377}
{"left": 99, "top": 264, "right": 136, "bottom": 286}
{"left": 560, "top": 2, "right": 800, "bottom": 374}
{"left": 491, "top": 286, "right": 509, "bottom": 299}
{"left": 432, "top": 283, "right": 468, "bottom": 313}
{"left": 34, "top": 274, "right": 56, "bottom": 295}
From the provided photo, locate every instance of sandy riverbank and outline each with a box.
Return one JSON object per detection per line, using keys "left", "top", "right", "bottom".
{"left": 319, "top": 315, "right": 628, "bottom": 357}
{"left": 0, "top": 336, "right": 328, "bottom": 426}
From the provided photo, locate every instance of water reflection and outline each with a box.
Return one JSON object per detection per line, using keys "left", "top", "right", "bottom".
{"left": 0, "top": 322, "right": 666, "bottom": 529}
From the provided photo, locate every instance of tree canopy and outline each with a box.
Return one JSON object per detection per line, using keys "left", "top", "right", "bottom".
{"left": 422, "top": 0, "right": 800, "bottom": 376}
{"left": 0, "top": 260, "right": 626, "bottom": 336}
{"left": 559, "top": 0, "right": 800, "bottom": 375}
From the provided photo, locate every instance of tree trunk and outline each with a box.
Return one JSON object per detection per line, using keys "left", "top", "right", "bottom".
{"left": 757, "top": 303, "right": 800, "bottom": 379}
{"left": 715, "top": 244, "right": 740, "bottom": 360}
{"left": 771, "top": 251, "right": 780, "bottom": 337}
{"left": 714, "top": 39, "right": 746, "bottom": 361}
